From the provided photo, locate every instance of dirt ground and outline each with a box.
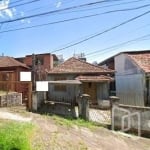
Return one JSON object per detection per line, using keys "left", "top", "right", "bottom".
{"left": 0, "top": 106, "right": 150, "bottom": 150}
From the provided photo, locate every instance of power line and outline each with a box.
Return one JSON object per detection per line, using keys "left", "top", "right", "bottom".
{"left": 1, "top": 4, "right": 149, "bottom": 33}
{"left": 60, "top": 0, "right": 147, "bottom": 14}
{"left": 13, "top": 0, "right": 144, "bottom": 19}
{"left": 0, "top": 0, "right": 40, "bottom": 12}
{"left": 86, "top": 33, "right": 150, "bottom": 57}
{"left": 9, "top": 0, "right": 27, "bottom": 5}
{"left": 0, "top": 0, "right": 136, "bottom": 24}
{"left": 50, "top": 10, "right": 150, "bottom": 53}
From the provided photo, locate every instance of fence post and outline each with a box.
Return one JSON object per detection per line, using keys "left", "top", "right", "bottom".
{"left": 110, "top": 96, "right": 120, "bottom": 108}
{"left": 110, "top": 96, "right": 120, "bottom": 130}
{"left": 32, "top": 91, "right": 37, "bottom": 111}
{"left": 78, "top": 94, "right": 90, "bottom": 120}
{"left": 28, "top": 82, "right": 32, "bottom": 111}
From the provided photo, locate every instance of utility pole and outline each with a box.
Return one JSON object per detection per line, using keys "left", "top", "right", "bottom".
{"left": 32, "top": 54, "right": 36, "bottom": 91}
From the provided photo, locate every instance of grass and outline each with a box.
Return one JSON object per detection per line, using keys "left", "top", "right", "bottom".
{"left": 0, "top": 120, "right": 35, "bottom": 150}
{"left": 51, "top": 115, "right": 103, "bottom": 130}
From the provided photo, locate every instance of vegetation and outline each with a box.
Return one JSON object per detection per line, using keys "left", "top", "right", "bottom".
{"left": 51, "top": 115, "right": 103, "bottom": 130}
{"left": 0, "top": 120, "right": 34, "bottom": 150}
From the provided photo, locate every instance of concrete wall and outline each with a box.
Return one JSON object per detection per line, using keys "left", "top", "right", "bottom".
{"left": 115, "top": 54, "right": 145, "bottom": 106}
{"left": 0, "top": 92, "right": 22, "bottom": 107}
{"left": 115, "top": 53, "right": 141, "bottom": 75}
{"left": 32, "top": 91, "right": 45, "bottom": 111}
{"left": 38, "top": 103, "right": 76, "bottom": 117}
{"left": 112, "top": 103, "right": 150, "bottom": 137}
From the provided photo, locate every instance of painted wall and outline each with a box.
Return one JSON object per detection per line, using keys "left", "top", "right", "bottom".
{"left": 112, "top": 103, "right": 150, "bottom": 137}
{"left": 48, "top": 74, "right": 110, "bottom": 105}
{"left": 47, "top": 74, "right": 78, "bottom": 102}
{"left": 115, "top": 54, "right": 145, "bottom": 106}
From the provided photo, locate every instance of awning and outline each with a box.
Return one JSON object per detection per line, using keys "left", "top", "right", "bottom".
{"left": 48, "top": 80, "right": 82, "bottom": 85}
{"left": 75, "top": 75, "right": 113, "bottom": 82}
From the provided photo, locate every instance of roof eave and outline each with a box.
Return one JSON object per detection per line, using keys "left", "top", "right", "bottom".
{"left": 48, "top": 71, "right": 114, "bottom": 74}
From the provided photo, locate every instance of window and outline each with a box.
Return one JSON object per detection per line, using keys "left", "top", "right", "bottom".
{"left": 2, "top": 73, "right": 9, "bottom": 81}
{"left": 35, "top": 56, "right": 44, "bottom": 65}
{"left": 54, "top": 77, "right": 67, "bottom": 92}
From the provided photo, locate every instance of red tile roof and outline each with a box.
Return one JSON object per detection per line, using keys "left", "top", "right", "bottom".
{"left": 128, "top": 52, "right": 150, "bottom": 73}
{"left": 76, "top": 75, "right": 113, "bottom": 82}
{"left": 48, "top": 57, "right": 114, "bottom": 74}
{"left": 0, "top": 56, "right": 29, "bottom": 69}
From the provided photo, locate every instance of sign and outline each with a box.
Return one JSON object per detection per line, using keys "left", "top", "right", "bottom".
{"left": 20, "top": 72, "right": 31, "bottom": 81}
{"left": 36, "top": 81, "right": 48, "bottom": 91}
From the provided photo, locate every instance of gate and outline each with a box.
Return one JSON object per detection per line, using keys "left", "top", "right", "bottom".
{"left": 0, "top": 81, "right": 32, "bottom": 110}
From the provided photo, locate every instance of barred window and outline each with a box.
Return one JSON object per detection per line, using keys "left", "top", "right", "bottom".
{"left": 54, "top": 77, "right": 67, "bottom": 92}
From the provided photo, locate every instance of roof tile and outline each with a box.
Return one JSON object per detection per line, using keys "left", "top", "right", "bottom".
{"left": 76, "top": 75, "right": 113, "bottom": 82}
{"left": 49, "top": 57, "right": 114, "bottom": 74}
{"left": 128, "top": 52, "right": 150, "bottom": 73}
{"left": 0, "top": 56, "right": 29, "bottom": 69}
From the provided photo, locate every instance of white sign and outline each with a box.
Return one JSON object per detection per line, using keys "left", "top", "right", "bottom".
{"left": 36, "top": 81, "right": 48, "bottom": 91}
{"left": 20, "top": 72, "right": 31, "bottom": 81}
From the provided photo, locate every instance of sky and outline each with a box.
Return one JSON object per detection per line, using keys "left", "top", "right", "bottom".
{"left": 0, "top": 0, "right": 150, "bottom": 63}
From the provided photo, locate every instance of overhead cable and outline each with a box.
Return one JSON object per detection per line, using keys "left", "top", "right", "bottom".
{"left": 1, "top": 4, "right": 149, "bottom": 34}
{"left": 50, "top": 10, "right": 150, "bottom": 53}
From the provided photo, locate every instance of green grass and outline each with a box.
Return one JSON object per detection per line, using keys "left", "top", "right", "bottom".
{"left": 51, "top": 115, "right": 103, "bottom": 130}
{"left": 0, "top": 120, "right": 34, "bottom": 150}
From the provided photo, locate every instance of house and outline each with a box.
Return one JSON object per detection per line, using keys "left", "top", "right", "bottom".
{"left": 99, "top": 50, "right": 150, "bottom": 106}
{"left": 0, "top": 56, "right": 30, "bottom": 83}
{"left": 47, "top": 57, "right": 114, "bottom": 106}
{"left": 99, "top": 56, "right": 115, "bottom": 95}
{"left": 16, "top": 53, "right": 59, "bottom": 80}
{"left": 0, "top": 56, "right": 31, "bottom": 104}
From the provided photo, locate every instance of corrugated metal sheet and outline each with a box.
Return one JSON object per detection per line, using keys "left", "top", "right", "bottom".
{"left": 116, "top": 74, "right": 145, "bottom": 106}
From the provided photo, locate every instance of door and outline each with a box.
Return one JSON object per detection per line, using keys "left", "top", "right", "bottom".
{"left": 83, "top": 82, "right": 97, "bottom": 104}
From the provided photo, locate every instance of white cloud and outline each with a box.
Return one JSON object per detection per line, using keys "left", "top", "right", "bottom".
{"left": 12, "top": 7, "right": 16, "bottom": 14}
{"left": 0, "top": 0, "right": 8, "bottom": 10}
{"left": 21, "top": 19, "right": 31, "bottom": 24}
{"left": 21, "top": 19, "right": 25, "bottom": 23}
{"left": 56, "top": 1, "right": 62, "bottom": 8}
{"left": 0, "top": 0, "right": 15, "bottom": 18}
{"left": 4, "top": 8, "right": 13, "bottom": 18}
{"left": 20, "top": 11, "right": 31, "bottom": 24}
{"left": 0, "top": 11, "right": 4, "bottom": 18}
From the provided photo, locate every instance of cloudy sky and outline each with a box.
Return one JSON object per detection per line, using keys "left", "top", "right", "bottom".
{"left": 0, "top": 0, "right": 150, "bottom": 62}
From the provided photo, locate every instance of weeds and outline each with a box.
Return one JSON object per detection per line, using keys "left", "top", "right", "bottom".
{"left": 51, "top": 115, "right": 102, "bottom": 130}
{"left": 0, "top": 120, "right": 34, "bottom": 150}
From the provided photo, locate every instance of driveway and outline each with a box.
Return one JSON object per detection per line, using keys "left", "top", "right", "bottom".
{"left": 0, "top": 106, "right": 150, "bottom": 150}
